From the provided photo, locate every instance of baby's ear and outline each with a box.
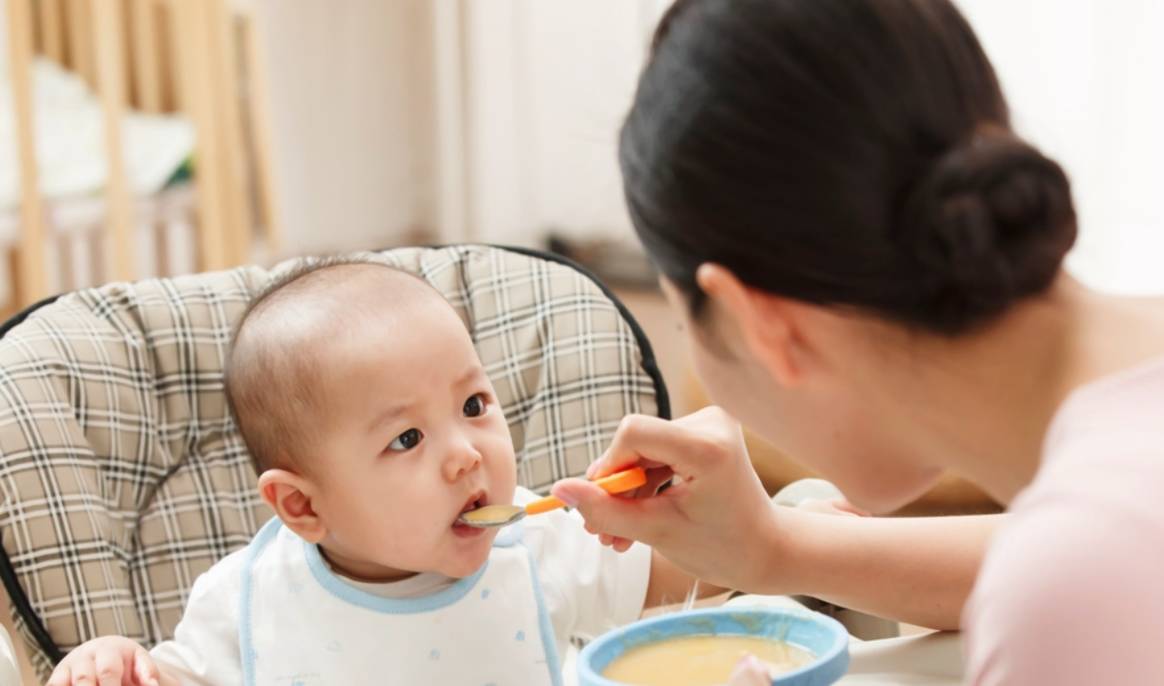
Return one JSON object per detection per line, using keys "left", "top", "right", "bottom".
{"left": 258, "top": 469, "right": 327, "bottom": 543}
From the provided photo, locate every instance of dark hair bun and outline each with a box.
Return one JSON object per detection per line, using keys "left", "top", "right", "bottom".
{"left": 900, "top": 131, "right": 1077, "bottom": 333}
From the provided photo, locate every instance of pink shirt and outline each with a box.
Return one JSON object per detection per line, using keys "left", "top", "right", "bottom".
{"left": 964, "top": 356, "right": 1164, "bottom": 684}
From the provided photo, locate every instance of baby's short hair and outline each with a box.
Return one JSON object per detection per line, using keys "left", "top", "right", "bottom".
{"left": 224, "top": 255, "right": 436, "bottom": 475}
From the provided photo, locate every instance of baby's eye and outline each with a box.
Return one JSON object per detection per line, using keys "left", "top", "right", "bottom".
{"left": 463, "top": 393, "right": 487, "bottom": 418}
{"left": 388, "top": 428, "right": 423, "bottom": 451}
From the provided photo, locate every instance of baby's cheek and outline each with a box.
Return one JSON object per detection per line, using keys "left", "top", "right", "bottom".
{"left": 382, "top": 525, "right": 435, "bottom": 564}
{"left": 484, "top": 438, "right": 517, "bottom": 473}
{"left": 493, "top": 458, "right": 518, "bottom": 497}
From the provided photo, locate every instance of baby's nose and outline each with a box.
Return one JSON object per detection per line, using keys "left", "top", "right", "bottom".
{"left": 443, "top": 440, "right": 483, "bottom": 480}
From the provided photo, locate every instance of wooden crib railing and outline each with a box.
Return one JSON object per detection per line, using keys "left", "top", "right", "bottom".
{"left": 3, "top": 0, "right": 279, "bottom": 311}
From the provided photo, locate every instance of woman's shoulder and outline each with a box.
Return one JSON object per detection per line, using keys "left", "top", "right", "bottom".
{"left": 1044, "top": 352, "right": 1164, "bottom": 460}
{"left": 963, "top": 431, "right": 1164, "bottom": 683}
{"left": 1029, "top": 351, "right": 1164, "bottom": 510}
{"left": 1001, "top": 353, "right": 1164, "bottom": 602}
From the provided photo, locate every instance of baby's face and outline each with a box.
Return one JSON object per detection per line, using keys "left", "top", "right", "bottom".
{"left": 304, "top": 297, "right": 517, "bottom": 580}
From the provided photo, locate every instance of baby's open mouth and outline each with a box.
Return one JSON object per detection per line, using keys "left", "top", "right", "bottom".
{"left": 454, "top": 491, "right": 487, "bottom": 526}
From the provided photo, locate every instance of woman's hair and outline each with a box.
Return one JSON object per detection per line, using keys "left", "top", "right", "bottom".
{"left": 621, "top": 0, "right": 1077, "bottom": 334}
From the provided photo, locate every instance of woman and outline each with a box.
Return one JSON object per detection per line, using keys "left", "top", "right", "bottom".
{"left": 552, "top": 0, "right": 1164, "bottom": 682}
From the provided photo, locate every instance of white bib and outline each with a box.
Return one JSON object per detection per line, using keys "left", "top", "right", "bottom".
{"left": 238, "top": 520, "right": 563, "bottom": 685}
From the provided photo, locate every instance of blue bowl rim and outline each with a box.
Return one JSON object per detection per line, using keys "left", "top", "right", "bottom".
{"left": 577, "top": 605, "right": 850, "bottom": 686}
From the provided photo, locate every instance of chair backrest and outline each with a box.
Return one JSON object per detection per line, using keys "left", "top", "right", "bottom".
{"left": 0, "top": 245, "right": 667, "bottom": 679}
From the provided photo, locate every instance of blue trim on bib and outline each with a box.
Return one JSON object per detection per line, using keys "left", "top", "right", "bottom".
{"left": 239, "top": 517, "right": 283, "bottom": 686}
{"left": 303, "top": 539, "right": 488, "bottom": 613}
{"left": 240, "top": 518, "right": 549, "bottom": 682}
{"left": 523, "top": 542, "right": 565, "bottom": 686}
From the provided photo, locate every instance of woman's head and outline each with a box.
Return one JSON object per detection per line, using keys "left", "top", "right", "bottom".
{"left": 624, "top": 0, "right": 1076, "bottom": 333}
{"left": 623, "top": 0, "right": 1078, "bottom": 510}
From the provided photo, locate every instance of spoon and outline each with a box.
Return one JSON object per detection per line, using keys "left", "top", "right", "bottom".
{"left": 458, "top": 467, "right": 648, "bottom": 528}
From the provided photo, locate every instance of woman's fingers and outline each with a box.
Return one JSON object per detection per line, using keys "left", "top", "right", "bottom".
{"left": 69, "top": 654, "right": 97, "bottom": 685}
{"left": 92, "top": 647, "right": 123, "bottom": 686}
{"left": 560, "top": 406, "right": 747, "bottom": 542}
{"left": 588, "top": 407, "right": 743, "bottom": 480}
{"left": 46, "top": 663, "right": 72, "bottom": 686}
{"left": 552, "top": 478, "right": 670, "bottom": 545}
{"left": 133, "top": 646, "right": 162, "bottom": 686}
{"left": 639, "top": 465, "right": 675, "bottom": 499}
{"left": 723, "top": 655, "right": 771, "bottom": 686}
{"left": 48, "top": 638, "right": 163, "bottom": 686}
{"left": 571, "top": 405, "right": 781, "bottom": 590}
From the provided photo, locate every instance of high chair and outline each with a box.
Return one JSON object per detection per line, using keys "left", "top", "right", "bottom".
{"left": 0, "top": 245, "right": 669, "bottom": 682}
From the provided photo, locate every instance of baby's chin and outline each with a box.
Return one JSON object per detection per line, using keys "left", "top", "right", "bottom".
{"left": 439, "top": 532, "right": 498, "bottom": 578}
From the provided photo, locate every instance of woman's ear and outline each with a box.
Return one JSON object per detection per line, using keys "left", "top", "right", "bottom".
{"left": 695, "top": 263, "right": 806, "bottom": 387}
{"left": 258, "top": 469, "right": 328, "bottom": 543}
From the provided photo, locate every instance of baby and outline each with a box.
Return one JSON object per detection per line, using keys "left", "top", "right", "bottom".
{"left": 47, "top": 258, "right": 714, "bottom": 686}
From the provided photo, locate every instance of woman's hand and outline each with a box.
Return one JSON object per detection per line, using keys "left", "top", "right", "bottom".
{"left": 551, "top": 406, "right": 783, "bottom": 593}
{"left": 722, "top": 655, "right": 772, "bottom": 686}
{"left": 46, "top": 636, "right": 176, "bottom": 686}
{"left": 553, "top": 405, "right": 989, "bottom": 629}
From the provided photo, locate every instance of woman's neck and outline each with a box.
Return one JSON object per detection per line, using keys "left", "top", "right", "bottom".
{"left": 899, "top": 275, "right": 1164, "bottom": 505}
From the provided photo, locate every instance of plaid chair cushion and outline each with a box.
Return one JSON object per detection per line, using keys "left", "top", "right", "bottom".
{"left": 0, "top": 245, "right": 667, "bottom": 679}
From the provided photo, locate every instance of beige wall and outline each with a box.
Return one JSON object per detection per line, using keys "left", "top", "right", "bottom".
{"left": 247, "top": 0, "right": 1164, "bottom": 286}
{"left": 252, "top": 0, "right": 437, "bottom": 257}
{"left": 249, "top": 0, "right": 665, "bottom": 256}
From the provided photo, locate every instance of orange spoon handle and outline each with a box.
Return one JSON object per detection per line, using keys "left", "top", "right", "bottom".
{"left": 524, "top": 467, "right": 648, "bottom": 516}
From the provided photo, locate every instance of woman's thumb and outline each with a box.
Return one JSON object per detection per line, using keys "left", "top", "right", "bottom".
{"left": 133, "top": 646, "right": 160, "bottom": 686}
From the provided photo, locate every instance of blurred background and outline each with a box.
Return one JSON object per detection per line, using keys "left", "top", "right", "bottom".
{"left": 2, "top": 0, "right": 1161, "bottom": 513}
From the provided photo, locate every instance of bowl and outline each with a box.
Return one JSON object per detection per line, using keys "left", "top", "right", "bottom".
{"left": 578, "top": 606, "right": 849, "bottom": 686}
